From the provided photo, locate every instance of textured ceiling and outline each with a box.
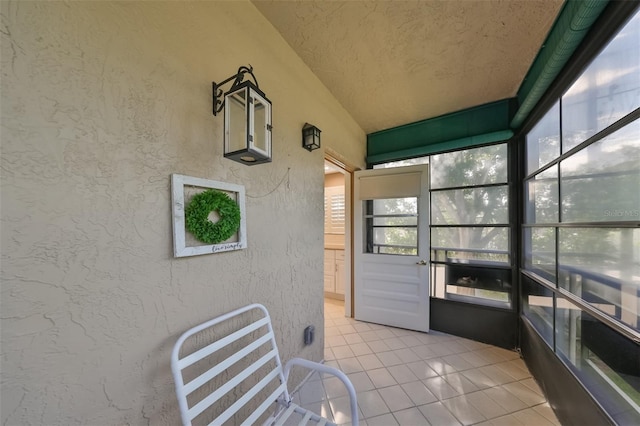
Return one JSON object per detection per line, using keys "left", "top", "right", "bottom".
{"left": 253, "top": 0, "right": 564, "bottom": 134}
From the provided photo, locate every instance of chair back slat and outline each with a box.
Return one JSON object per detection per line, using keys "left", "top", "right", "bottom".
{"left": 216, "top": 371, "right": 285, "bottom": 425}
{"left": 178, "top": 317, "right": 270, "bottom": 370}
{"left": 187, "top": 349, "right": 279, "bottom": 420}
{"left": 183, "top": 333, "right": 272, "bottom": 395}
{"left": 172, "top": 304, "right": 289, "bottom": 426}
{"left": 226, "top": 376, "right": 287, "bottom": 426}
{"left": 272, "top": 404, "right": 297, "bottom": 426}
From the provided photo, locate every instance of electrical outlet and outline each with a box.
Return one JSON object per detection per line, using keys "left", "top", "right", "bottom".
{"left": 304, "top": 325, "right": 315, "bottom": 345}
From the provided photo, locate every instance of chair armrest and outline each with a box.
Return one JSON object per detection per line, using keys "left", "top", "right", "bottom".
{"left": 283, "top": 357, "right": 358, "bottom": 426}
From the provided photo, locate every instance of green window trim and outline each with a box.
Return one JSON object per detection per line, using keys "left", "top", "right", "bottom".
{"left": 511, "top": 0, "right": 610, "bottom": 128}
{"left": 367, "top": 130, "right": 513, "bottom": 165}
{"left": 366, "top": 99, "right": 513, "bottom": 165}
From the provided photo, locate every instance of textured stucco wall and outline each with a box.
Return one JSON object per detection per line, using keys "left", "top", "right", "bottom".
{"left": 0, "top": 1, "right": 365, "bottom": 424}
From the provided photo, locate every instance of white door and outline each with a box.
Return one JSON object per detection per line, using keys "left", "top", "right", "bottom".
{"left": 354, "top": 165, "right": 430, "bottom": 332}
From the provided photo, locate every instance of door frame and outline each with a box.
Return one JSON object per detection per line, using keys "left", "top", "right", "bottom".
{"left": 324, "top": 153, "right": 357, "bottom": 318}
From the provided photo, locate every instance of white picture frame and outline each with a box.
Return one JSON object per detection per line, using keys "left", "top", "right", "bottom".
{"left": 171, "top": 174, "right": 247, "bottom": 257}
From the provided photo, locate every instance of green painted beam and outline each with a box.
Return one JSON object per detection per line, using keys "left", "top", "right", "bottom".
{"left": 367, "top": 99, "right": 513, "bottom": 164}
{"left": 511, "top": 0, "right": 610, "bottom": 128}
{"left": 367, "top": 130, "right": 514, "bottom": 165}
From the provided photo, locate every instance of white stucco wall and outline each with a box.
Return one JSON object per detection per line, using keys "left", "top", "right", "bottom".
{"left": 0, "top": 1, "right": 365, "bottom": 424}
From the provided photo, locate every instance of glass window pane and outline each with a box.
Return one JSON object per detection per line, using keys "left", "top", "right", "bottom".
{"left": 442, "top": 264, "right": 511, "bottom": 308}
{"left": 431, "top": 226, "right": 509, "bottom": 252}
{"left": 561, "top": 121, "right": 640, "bottom": 223}
{"left": 431, "top": 144, "right": 508, "bottom": 189}
{"left": 524, "top": 227, "right": 556, "bottom": 283}
{"left": 522, "top": 276, "right": 554, "bottom": 346}
{"left": 525, "top": 166, "right": 559, "bottom": 224}
{"left": 562, "top": 11, "right": 640, "bottom": 152}
{"left": 556, "top": 298, "right": 640, "bottom": 424}
{"left": 430, "top": 263, "right": 446, "bottom": 298}
{"left": 432, "top": 186, "right": 508, "bottom": 225}
{"left": 443, "top": 249, "right": 509, "bottom": 265}
{"left": 559, "top": 228, "right": 640, "bottom": 332}
{"left": 431, "top": 227, "right": 510, "bottom": 265}
{"left": 526, "top": 101, "right": 560, "bottom": 173}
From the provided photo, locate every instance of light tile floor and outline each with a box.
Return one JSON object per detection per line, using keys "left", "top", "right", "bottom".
{"left": 290, "top": 299, "right": 560, "bottom": 425}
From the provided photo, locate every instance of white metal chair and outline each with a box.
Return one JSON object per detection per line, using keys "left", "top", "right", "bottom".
{"left": 171, "top": 303, "right": 358, "bottom": 426}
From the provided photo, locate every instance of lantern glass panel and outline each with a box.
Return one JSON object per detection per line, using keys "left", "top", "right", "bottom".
{"left": 225, "top": 87, "right": 248, "bottom": 154}
{"left": 252, "top": 93, "right": 270, "bottom": 156}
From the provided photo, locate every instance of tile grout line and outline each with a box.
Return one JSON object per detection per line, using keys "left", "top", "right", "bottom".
{"left": 319, "top": 300, "right": 557, "bottom": 425}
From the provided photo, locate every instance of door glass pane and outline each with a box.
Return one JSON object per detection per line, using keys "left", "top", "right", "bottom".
{"left": 373, "top": 216, "right": 417, "bottom": 226}
{"left": 364, "top": 198, "right": 418, "bottom": 255}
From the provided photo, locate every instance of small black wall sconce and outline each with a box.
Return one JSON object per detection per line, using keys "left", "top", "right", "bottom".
{"left": 302, "top": 123, "right": 321, "bottom": 152}
{"left": 213, "top": 65, "right": 272, "bottom": 165}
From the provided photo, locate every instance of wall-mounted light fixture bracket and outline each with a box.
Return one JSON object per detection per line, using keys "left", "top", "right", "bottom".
{"left": 212, "top": 65, "right": 259, "bottom": 116}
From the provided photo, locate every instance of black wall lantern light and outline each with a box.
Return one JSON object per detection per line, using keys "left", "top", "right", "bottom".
{"left": 302, "top": 123, "right": 321, "bottom": 152}
{"left": 213, "top": 65, "right": 272, "bottom": 165}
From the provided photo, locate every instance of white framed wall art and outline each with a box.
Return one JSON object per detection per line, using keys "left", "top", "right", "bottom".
{"left": 171, "top": 174, "right": 247, "bottom": 257}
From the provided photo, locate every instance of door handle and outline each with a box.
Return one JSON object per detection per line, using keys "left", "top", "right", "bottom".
{"left": 416, "top": 260, "right": 427, "bottom": 265}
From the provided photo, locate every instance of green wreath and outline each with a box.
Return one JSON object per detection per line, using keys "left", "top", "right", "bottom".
{"left": 185, "top": 189, "right": 241, "bottom": 244}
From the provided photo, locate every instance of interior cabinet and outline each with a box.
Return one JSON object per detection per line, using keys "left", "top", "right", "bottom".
{"left": 324, "top": 249, "right": 345, "bottom": 299}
